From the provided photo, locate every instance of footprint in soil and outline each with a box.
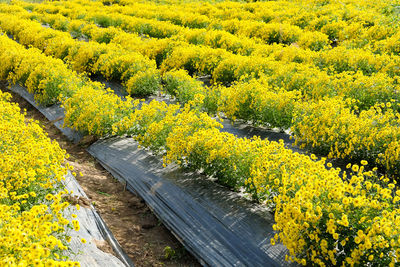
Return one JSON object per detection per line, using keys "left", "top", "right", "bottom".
{"left": 140, "top": 212, "right": 158, "bottom": 230}
{"left": 129, "top": 198, "right": 146, "bottom": 209}
{"left": 141, "top": 223, "right": 157, "bottom": 230}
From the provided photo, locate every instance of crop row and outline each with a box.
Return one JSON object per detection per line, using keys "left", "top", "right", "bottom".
{"left": 29, "top": 0, "right": 330, "bottom": 51}
{"left": 18, "top": 0, "right": 400, "bottom": 128}
{"left": 1, "top": 10, "right": 160, "bottom": 100}
{"left": 6, "top": 6, "right": 399, "bottom": 112}
{"left": 164, "top": 70, "right": 400, "bottom": 176}
{"left": 2, "top": 9, "right": 400, "bottom": 175}
{"left": 0, "top": 84, "right": 78, "bottom": 265}
{"left": 34, "top": 0, "right": 398, "bottom": 50}
{"left": 116, "top": 0, "right": 397, "bottom": 46}
{"left": 26, "top": 1, "right": 400, "bottom": 176}
{"left": 104, "top": 0, "right": 399, "bottom": 52}
{"left": 1, "top": 26, "right": 400, "bottom": 266}
{"left": 25, "top": 0, "right": 400, "bottom": 78}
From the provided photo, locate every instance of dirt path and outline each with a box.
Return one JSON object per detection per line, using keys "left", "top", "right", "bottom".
{"left": 2, "top": 83, "right": 200, "bottom": 267}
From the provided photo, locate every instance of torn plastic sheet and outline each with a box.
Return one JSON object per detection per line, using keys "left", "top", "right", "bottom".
{"left": 9, "top": 84, "right": 84, "bottom": 143}
{"left": 91, "top": 76, "right": 178, "bottom": 106}
{"left": 88, "top": 137, "right": 293, "bottom": 267}
{"left": 218, "top": 119, "right": 303, "bottom": 154}
{"left": 63, "top": 172, "right": 131, "bottom": 266}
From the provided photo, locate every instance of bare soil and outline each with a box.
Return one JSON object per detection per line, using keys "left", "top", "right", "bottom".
{"left": 2, "top": 83, "right": 200, "bottom": 267}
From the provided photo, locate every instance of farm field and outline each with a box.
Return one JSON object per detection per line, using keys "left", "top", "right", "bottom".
{"left": 1, "top": 0, "right": 400, "bottom": 266}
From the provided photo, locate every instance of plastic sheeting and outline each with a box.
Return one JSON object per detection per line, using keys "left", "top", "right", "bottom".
{"left": 93, "top": 77, "right": 178, "bottom": 106}
{"left": 218, "top": 119, "right": 303, "bottom": 154}
{"left": 63, "top": 172, "right": 132, "bottom": 266}
{"left": 88, "top": 137, "right": 292, "bottom": 267}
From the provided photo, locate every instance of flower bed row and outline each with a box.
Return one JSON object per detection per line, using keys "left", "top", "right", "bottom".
{"left": 29, "top": 0, "right": 329, "bottom": 51}
{"left": 163, "top": 71, "right": 400, "bottom": 176}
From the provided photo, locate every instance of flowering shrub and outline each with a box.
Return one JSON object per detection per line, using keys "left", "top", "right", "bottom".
{"left": 220, "top": 78, "right": 301, "bottom": 129}
{"left": 125, "top": 69, "right": 161, "bottom": 96}
{"left": 62, "top": 85, "right": 133, "bottom": 136}
{"left": 0, "top": 34, "right": 80, "bottom": 105}
{"left": 162, "top": 69, "right": 218, "bottom": 111}
{"left": 293, "top": 98, "right": 400, "bottom": 176}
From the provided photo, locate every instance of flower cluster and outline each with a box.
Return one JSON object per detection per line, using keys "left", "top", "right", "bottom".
{"left": 293, "top": 98, "right": 400, "bottom": 176}
{"left": 0, "top": 91, "right": 78, "bottom": 265}
{"left": 0, "top": 33, "right": 80, "bottom": 105}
